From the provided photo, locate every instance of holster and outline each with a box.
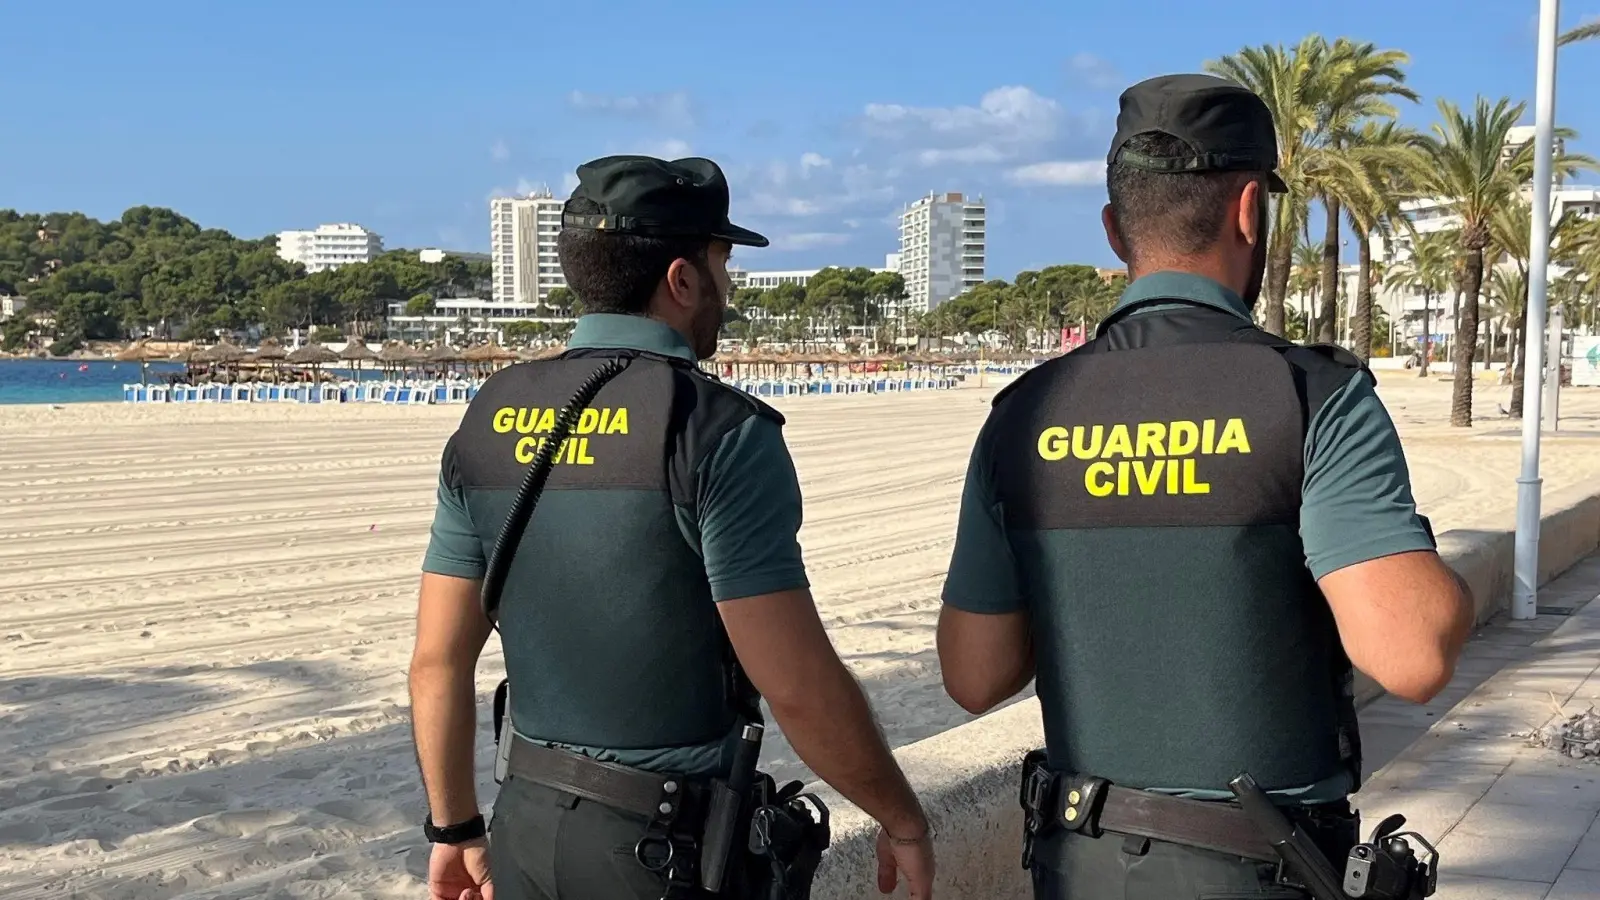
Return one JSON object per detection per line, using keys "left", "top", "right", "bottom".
{"left": 730, "top": 774, "right": 831, "bottom": 900}
{"left": 492, "top": 679, "right": 511, "bottom": 784}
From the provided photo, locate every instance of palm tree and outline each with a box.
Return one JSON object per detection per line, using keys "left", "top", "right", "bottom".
{"left": 1486, "top": 265, "right": 1528, "bottom": 390}
{"left": 1062, "top": 278, "right": 1114, "bottom": 337}
{"left": 1568, "top": 219, "right": 1600, "bottom": 335}
{"left": 1414, "top": 96, "right": 1597, "bottom": 426}
{"left": 1413, "top": 97, "right": 1541, "bottom": 426}
{"left": 1487, "top": 199, "right": 1588, "bottom": 415}
{"left": 1290, "top": 240, "right": 1321, "bottom": 334}
{"left": 1207, "top": 37, "right": 1326, "bottom": 337}
{"left": 1343, "top": 120, "right": 1426, "bottom": 362}
{"left": 1560, "top": 21, "right": 1600, "bottom": 45}
{"left": 1388, "top": 229, "right": 1458, "bottom": 377}
{"left": 1306, "top": 39, "right": 1418, "bottom": 343}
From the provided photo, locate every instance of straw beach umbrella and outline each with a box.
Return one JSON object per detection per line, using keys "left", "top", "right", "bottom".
{"left": 196, "top": 339, "right": 246, "bottom": 365}
{"left": 114, "top": 339, "right": 166, "bottom": 384}
{"left": 194, "top": 339, "right": 246, "bottom": 383}
{"left": 340, "top": 335, "right": 378, "bottom": 380}
{"left": 463, "top": 339, "right": 519, "bottom": 374}
{"left": 249, "top": 337, "right": 288, "bottom": 381}
{"left": 288, "top": 342, "right": 338, "bottom": 380}
{"left": 378, "top": 341, "right": 419, "bottom": 377}
{"left": 427, "top": 343, "right": 463, "bottom": 372}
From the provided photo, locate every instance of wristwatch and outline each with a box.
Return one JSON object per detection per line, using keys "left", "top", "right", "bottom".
{"left": 424, "top": 813, "right": 487, "bottom": 845}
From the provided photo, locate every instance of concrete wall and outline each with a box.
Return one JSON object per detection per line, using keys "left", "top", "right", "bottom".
{"left": 809, "top": 486, "right": 1600, "bottom": 899}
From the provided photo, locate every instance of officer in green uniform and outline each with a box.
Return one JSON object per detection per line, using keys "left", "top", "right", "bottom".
{"left": 934, "top": 75, "right": 1475, "bottom": 900}
{"left": 409, "top": 155, "right": 934, "bottom": 900}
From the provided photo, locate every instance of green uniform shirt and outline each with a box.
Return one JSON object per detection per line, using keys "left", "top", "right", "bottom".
{"left": 423, "top": 314, "right": 810, "bottom": 775}
{"left": 943, "top": 272, "right": 1437, "bottom": 802}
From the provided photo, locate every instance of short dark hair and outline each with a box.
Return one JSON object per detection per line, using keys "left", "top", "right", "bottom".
{"left": 555, "top": 197, "right": 711, "bottom": 315}
{"left": 1106, "top": 132, "right": 1260, "bottom": 261}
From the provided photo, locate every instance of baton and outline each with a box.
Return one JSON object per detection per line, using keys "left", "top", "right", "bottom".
{"left": 1228, "top": 773, "right": 1350, "bottom": 900}
{"left": 700, "top": 723, "right": 764, "bottom": 892}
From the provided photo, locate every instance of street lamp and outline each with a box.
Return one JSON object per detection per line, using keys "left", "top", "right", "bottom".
{"left": 1513, "top": 0, "right": 1561, "bottom": 620}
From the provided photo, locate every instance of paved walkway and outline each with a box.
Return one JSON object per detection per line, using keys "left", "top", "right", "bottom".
{"left": 1353, "top": 552, "right": 1600, "bottom": 900}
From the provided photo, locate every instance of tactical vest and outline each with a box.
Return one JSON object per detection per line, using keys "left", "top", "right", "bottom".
{"left": 442, "top": 348, "right": 779, "bottom": 750}
{"left": 987, "top": 301, "right": 1365, "bottom": 793}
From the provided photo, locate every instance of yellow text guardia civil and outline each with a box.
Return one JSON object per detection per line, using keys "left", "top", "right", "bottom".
{"left": 1037, "top": 418, "right": 1252, "bottom": 497}
{"left": 491, "top": 406, "right": 632, "bottom": 466}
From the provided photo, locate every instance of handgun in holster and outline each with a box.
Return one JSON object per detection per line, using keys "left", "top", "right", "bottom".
{"left": 492, "top": 678, "right": 511, "bottom": 784}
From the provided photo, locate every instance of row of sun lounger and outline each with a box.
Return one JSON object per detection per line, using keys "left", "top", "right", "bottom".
{"left": 122, "top": 366, "right": 1027, "bottom": 404}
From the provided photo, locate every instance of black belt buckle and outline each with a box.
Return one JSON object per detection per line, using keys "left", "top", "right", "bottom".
{"left": 1056, "top": 775, "right": 1109, "bottom": 839}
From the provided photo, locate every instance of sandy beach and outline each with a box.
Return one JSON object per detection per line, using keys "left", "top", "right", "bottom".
{"left": 2, "top": 375, "right": 1599, "bottom": 899}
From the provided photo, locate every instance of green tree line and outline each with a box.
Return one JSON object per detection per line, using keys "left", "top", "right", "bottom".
{"left": 0, "top": 206, "right": 490, "bottom": 353}
{"left": 725, "top": 263, "right": 1127, "bottom": 349}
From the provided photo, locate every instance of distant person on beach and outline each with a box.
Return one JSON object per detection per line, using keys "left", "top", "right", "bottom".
{"left": 409, "top": 155, "right": 933, "bottom": 900}
{"left": 934, "top": 74, "right": 1474, "bottom": 900}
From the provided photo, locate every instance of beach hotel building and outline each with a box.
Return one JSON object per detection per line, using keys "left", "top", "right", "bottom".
{"left": 275, "top": 224, "right": 384, "bottom": 273}
{"left": 1303, "top": 183, "right": 1600, "bottom": 357}
{"left": 491, "top": 189, "right": 567, "bottom": 309}
{"left": 896, "top": 192, "right": 986, "bottom": 317}
{"left": 1287, "top": 126, "right": 1598, "bottom": 355}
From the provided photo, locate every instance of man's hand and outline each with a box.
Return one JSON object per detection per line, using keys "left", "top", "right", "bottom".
{"left": 876, "top": 827, "right": 935, "bottom": 899}
{"left": 428, "top": 837, "right": 494, "bottom": 900}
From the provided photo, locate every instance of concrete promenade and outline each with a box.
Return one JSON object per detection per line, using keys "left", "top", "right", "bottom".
{"left": 1354, "top": 551, "right": 1600, "bottom": 899}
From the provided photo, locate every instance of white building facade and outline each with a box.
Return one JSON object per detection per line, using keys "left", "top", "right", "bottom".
{"left": 1358, "top": 184, "right": 1600, "bottom": 350}
{"left": 897, "top": 192, "right": 985, "bottom": 314}
{"left": 728, "top": 254, "right": 901, "bottom": 292}
{"left": 491, "top": 191, "right": 567, "bottom": 309}
{"left": 275, "top": 224, "right": 384, "bottom": 273}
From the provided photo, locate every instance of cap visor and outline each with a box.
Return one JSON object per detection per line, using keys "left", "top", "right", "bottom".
{"left": 1267, "top": 172, "right": 1288, "bottom": 194}
{"left": 713, "top": 221, "right": 769, "bottom": 248}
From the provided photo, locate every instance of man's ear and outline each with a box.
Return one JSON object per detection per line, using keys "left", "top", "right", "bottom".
{"left": 1238, "top": 179, "right": 1265, "bottom": 246}
{"left": 1102, "top": 204, "right": 1131, "bottom": 264}
{"left": 663, "top": 257, "right": 699, "bottom": 310}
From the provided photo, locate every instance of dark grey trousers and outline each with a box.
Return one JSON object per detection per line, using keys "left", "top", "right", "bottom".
{"left": 489, "top": 776, "right": 709, "bottom": 900}
{"left": 1030, "top": 827, "right": 1354, "bottom": 900}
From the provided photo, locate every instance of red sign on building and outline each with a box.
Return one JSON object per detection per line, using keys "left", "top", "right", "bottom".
{"left": 1060, "top": 325, "right": 1088, "bottom": 352}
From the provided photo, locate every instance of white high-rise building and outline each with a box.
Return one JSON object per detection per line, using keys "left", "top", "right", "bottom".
{"left": 491, "top": 190, "right": 567, "bottom": 309}
{"left": 897, "top": 192, "right": 985, "bottom": 314}
{"left": 275, "top": 223, "right": 383, "bottom": 273}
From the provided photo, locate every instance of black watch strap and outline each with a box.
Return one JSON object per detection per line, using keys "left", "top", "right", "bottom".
{"left": 424, "top": 813, "right": 487, "bottom": 845}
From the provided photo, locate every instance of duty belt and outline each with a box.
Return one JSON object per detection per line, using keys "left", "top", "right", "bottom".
{"left": 505, "top": 734, "right": 694, "bottom": 819}
{"left": 1019, "top": 750, "right": 1351, "bottom": 868}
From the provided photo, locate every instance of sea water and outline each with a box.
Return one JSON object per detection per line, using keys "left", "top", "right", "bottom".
{"left": 0, "top": 360, "right": 187, "bottom": 404}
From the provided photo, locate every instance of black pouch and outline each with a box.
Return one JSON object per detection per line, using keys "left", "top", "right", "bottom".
{"left": 739, "top": 776, "right": 831, "bottom": 900}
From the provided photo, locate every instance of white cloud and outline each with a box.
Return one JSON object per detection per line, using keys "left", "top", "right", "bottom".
{"left": 861, "top": 86, "right": 1069, "bottom": 168}
{"left": 864, "top": 86, "right": 1061, "bottom": 143}
{"left": 915, "top": 145, "right": 1007, "bottom": 167}
{"left": 800, "top": 152, "right": 831, "bottom": 175}
{"left": 772, "top": 232, "right": 853, "bottom": 251}
{"left": 561, "top": 172, "right": 581, "bottom": 195}
{"left": 745, "top": 194, "right": 827, "bottom": 217}
{"left": 735, "top": 159, "right": 895, "bottom": 221}
{"left": 635, "top": 138, "right": 693, "bottom": 159}
{"left": 1008, "top": 160, "right": 1106, "bottom": 187}
{"left": 1067, "top": 53, "right": 1123, "bottom": 90}
{"left": 490, "top": 139, "right": 511, "bottom": 162}
{"left": 567, "top": 90, "right": 695, "bottom": 128}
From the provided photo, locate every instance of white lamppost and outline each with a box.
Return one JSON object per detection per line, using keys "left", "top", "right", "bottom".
{"left": 1513, "top": 0, "right": 1562, "bottom": 620}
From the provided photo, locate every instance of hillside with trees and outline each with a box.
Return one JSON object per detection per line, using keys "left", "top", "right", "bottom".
{"left": 0, "top": 207, "right": 489, "bottom": 353}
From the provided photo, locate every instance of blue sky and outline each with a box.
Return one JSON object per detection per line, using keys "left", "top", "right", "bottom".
{"left": 5, "top": 1, "right": 1599, "bottom": 278}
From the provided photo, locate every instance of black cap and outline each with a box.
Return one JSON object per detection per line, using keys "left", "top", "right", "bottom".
{"left": 562, "top": 155, "right": 769, "bottom": 247}
{"left": 1107, "top": 74, "right": 1288, "bottom": 193}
